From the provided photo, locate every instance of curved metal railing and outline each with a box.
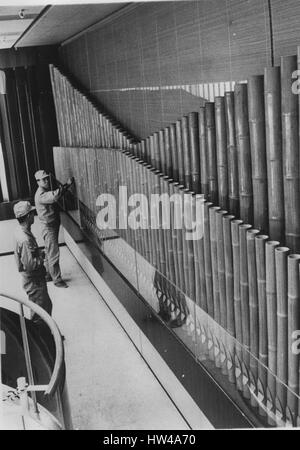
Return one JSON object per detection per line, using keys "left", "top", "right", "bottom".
{"left": 0, "top": 292, "right": 64, "bottom": 397}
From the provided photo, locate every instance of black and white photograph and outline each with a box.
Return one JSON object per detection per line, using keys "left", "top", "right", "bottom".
{"left": 0, "top": 0, "right": 299, "bottom": 433}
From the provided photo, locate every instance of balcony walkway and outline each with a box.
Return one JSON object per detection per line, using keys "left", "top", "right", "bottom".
{"left": 0, "top": 219, "right": 212, "bottom": 430}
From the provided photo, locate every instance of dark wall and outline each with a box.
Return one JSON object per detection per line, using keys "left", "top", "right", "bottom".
{"left": 0, "top": 46, "right": 59, "bottom": 204}
{"left": 59, "top": 0, "right": 300, "bottom": 139}
{"left": 0, "top": 45, "right": 59, "bottom": 69}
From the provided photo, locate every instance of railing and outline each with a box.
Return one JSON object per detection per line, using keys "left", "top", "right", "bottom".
{"left": 0, "top": 292, "right": 65, "bottom": 427}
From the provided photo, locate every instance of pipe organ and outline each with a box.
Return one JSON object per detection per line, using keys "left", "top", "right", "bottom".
{"left": 50, "top": 54, "right": 300, "bottom": 427}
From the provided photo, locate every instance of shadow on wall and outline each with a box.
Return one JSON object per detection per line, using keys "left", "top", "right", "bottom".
{"left": 94, "top": 88, "right": 207, "bottom": 139}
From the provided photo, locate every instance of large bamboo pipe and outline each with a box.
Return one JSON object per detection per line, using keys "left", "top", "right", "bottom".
{"left": 185, "top": 190, "right": 197, "bottom": 302}
{"left": 235, "top": 83, "right": 253, "bottom": 225}
{"left": 176, "top": 120, "right": 185, "bottom": 186}
{"left": 216, "top": 209, "right": 228, "bottom": 330}
{"left": 173, "top": 183, "right": 186, "bottom": 294}
{"left": 216, "top": 209, "right": 228, "bottom": 376}
{"left": 239, "top": 223, "right": 252, "bottom": 399}
{"left": 266, "top": 240, "right": 280, "bottom": 424}
{"left": 204, "top": 202, "right": 214, "bottom": 318}
{"left": 180, "top": 188, "right": 193, "bottom": 299}
{"left": 205, "top": 103, "right": 218, "bottom": 204}
{"left": 275, "top": 246, "right": 289, "bottom": 418}
{"left": 215, "top": 97, "right": 228, "bottom": 210}
{"left": 225, "top": 92, "right": 239, "bottom": 217}
{"left": 281, "top": 55, "right": 300, "bottom": 252}
{"left": 153, "top": 132, "right": 161, "bottom": 172}
{"left": 287, "top": 254, "right": 300, "bottom": 424}
{"left": 223, "top": 215, "right": 235, "bottom": 330}
{"left": 164, "top": 127, "right": 172, "bottom": 179}
{"left": 264, "top": 67, "right": 284, "bottom": 242}
{"left": 170, "top": 124, "right": 179, "bottom": 182}
{"left": 231, "top": 219, "right": 243, "bottom": 392}
{"left": 209, "top": 206, "right": 221, "bottom": 326}
{"left": 194, "top": 194, "right": 207, "bottom": 311}
{"left": 248, "top": 75, "right": 268, "bottom": 232}
{"left": 169, "top": 181, "right": 181, "bottom": 291}
{"left": 181, "top": 116, "right": 192, "bottom": 190}
{"left": 246, "top": 228, "right": 260, "bottom": 407}
{"left": 188, "top": 112, "right": 201, "bottom": 194}
{"left": 199, "top": 107, "right": 209, "bottom": 197}
{"left": 223, "top": 214, "right": 236, "bottom": 384}
{"left": 255, "top": 234, "right": 269, "bottom": 417}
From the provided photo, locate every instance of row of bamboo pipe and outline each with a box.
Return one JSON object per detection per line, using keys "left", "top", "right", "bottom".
{"left": 50, "top": 51, "right": 300, "bottom": 254}
{"left": 50, "top": 50, "right": 300, "bottom": 426}
{"left": 54, "top": 144, "right": 300, "bottom": 426}
{"left": 49, "top": 65, "right": 137, "bottom": 151}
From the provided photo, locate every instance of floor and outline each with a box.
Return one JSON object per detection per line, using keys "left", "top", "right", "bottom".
{"left": 0, "top": 218, "right": 191, "bottom": 430}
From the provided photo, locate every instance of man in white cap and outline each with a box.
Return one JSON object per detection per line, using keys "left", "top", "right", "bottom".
{"left": 34, "top": 170, "right": 73, "bottom": 288}
{"left": 14, "top": 200, "right": 52, "bottom": 321}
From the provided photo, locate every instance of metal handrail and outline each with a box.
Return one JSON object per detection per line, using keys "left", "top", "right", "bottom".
{"left": 0, "top": 292, "right": 64, "bottom": 396}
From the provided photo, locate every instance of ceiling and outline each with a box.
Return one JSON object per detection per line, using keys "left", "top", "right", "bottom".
{"left": 0, "top": 5, "right": 44, "bottom": 49}
{"left": 0, "top": 2, "right": 131, "bottom": 49}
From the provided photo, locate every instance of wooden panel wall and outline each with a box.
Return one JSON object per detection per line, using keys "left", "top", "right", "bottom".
{"left": 59, "top": 0, "right": 299, "bottom": 139}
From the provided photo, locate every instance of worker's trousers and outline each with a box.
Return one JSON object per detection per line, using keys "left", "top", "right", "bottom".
{"left": 42, "top": 222, "right": 62, "bottom": 283}
{"left": 22, "top": 275, "right": 53, "bottom": 322}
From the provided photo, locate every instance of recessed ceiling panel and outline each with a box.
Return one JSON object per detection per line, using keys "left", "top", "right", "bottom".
{"left": 16, "top": 3, "right": 130, "bottom": 47}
